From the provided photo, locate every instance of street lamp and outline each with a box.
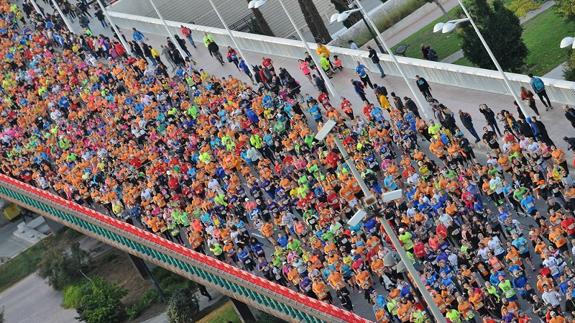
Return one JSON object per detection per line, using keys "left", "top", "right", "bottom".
{"left": 560, "top": 36, "right": 575, "bottom": 49}
{"left": 50, "top": 0, "right": 74, "bottom": 33}
{"left": 316, "top": 120, "right": 444, "bottom": 322}
{"left": 248, "top": 0, "right": 340, "bottom": 101}
{"left": 329, "top": 5, "right": 385, "bottom": 54}
{"left": 350, "top": 0, "right": 432, "bottom": 119}
{"left": 208, "top": 0, "right": 256, "bottom": 81}
{"left": 434, "top": 0, "right": 531, "bottom": 119}
{"left": 433, "top": 18, "right": 469, "bottom": 33}
{"left": 96, "top": 0, "right": 131, "bottom": 55}
{"left": 148, "top": 0, "right": 188, "bottom": 60}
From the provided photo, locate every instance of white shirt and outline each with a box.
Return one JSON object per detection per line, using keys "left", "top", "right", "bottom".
{"left": 542, "top": 290, "right": 561, "bottom": 307}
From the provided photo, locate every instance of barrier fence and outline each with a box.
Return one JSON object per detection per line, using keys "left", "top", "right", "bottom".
{"left": 107, "top": 10, "right": 575, "bottom": 105}
{"left": 0, "top": 173, "right": 369, "bottom": 323}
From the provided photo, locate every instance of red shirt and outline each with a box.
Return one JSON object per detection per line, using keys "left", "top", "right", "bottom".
{"left": 561, "top": 217, "right": 575, "bottom": 236}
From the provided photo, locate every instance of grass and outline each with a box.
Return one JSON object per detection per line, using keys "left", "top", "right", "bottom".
{"left": 0, "top": 228, "right": 80, "bottom": 293}
{"left": 197, "top": 301, "right": 240, "bottom": 323}
{"left": 520, "top": 9, "right": 575, "bottom": 75}
{"left": 0, "top": 238, "right": 47, "bottom": 293}
{"left": 355, "top": 0, "right": 427, "bottom": 45}
{"left": 391, "top": 7, "right": 463, "bottom": 60}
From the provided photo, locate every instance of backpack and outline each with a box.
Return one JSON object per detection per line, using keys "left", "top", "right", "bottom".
{"left": 532, "top": 77, "right": 544, "bottom": 92}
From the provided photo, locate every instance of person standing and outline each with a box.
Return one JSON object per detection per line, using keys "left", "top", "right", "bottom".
{"left": 313, "top": 74, "right": 328, "bottom": 96}
{"left": 520, "top": 86, "right": 540, "bottom": 116}
{"left": 367, "top": 46, "right": 385, "bottom": 78}
{"left": 355, "top": 62, "right": 373, "bottom": 89}
{"left": 565, "top": 105, "right": 575, "bottom": 128}
{"left": 529, "top": 73, "right": 553, "bottom": 110}
{"left": 415, "top": 75, "right": 432, "bottom": 99}
{"left": 174, "top": 34, "right": 191, "bottom": 58}
{"left": 180, "top": 24, "right": 196, "bottom": 48}
{"left": 479, "top": 104, "right": 502, "bottom": 136}
{"left": 404, "top": 96, "right": 420, "bottom": 118}
{"left": 94, "top": 8, "right": 107, "bottom": 28}
{"left": 348, "top": 40, "right": 359, "bottom": 49}
{"left": 532, "top": 116, "right": 554, "bottom": 146}
{"left": 351, "top": 79, "right": 368, "bottom": 103}
{"left": 132, "top": 28, "right": 145, "bottom": 43}
{"left": 459, "top": 110, "right": 481, "bottom": 143}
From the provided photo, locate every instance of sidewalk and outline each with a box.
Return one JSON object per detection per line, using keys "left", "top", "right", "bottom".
{"left": 361, "top": 0, "right": 458, "bottom": 49}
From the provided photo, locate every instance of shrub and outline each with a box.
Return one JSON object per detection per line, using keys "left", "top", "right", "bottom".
{"left": 62, "top": 284, "right": 84, "bottom": 309}
{"left": 75, "top": 277, "right": 127, "bottom": 323}
{"left": 563, "top": 50, "right": 575, "bottom": 81}
{"left": 505, "top": 0, "right": 541, "bottom": 17}
{"left": 38, "top": 242, "right": 90, "bottom": 290}
{"left": 126, "top": 289, "right": 159, "bottom": 320}
{"left": 167, "top": 288, "right": 199, "bottom": 323}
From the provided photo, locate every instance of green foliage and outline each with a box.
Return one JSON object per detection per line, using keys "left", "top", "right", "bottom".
{"left": 564, "top": 50, "right": 575, "bottom": 81}
{"left": 75, "top": 277, "right": 127, "bottom": 323}
{"left": 556, "top": 0, "right": 575, "bottom": 20}
{"left": 38, "top": 242, "right": 91, "bottom": 290}
{"left": 355, "top": 0, "right": 426, "bottom": 45}
{"left": 152, "top": 267, "right": 196, "bottom": 297}
{"left": 460, "top": 0, "right": 527, "bottom": 72}
{"left": 167, "top": 288, "right": 199, "bottom": 323}
{"left": 62, "top": 284, "right": 84, "bottom": 309}
{"left": 0, "top": 239, "right": 46, "bottom": 293}
{"left": 505, "top": 0, "right": 541, "bottom": 17}
{"left": 521, "top": 9, "right": 575, "bottom": 75}
{"left": 126, "top": 289, "right": 159, "bottom": 320}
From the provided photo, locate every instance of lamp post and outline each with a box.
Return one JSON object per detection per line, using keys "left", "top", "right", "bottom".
{"left": 96, "top": 0, "right": 131, "bottom": 55}
{"left": 316, "top": 120, "right": 444, "bottom": 323}
{"left": 50, "top": 0, "right": 74, "bottom": 33}
{"left": 432, "top": 18, "right": 469, "bottom": 33}
{"left": 437, "top": 0, "right": 531, "bottom": 118}
{"left": 148, "top": 0, "right": 188, "bottom": 60}
{"left": 208, "top": 0, "right": 255, "bottom": 80}
{"left": 351, "top": 0, "right": 432, "bottom": 120}
{"left": 560, "top": 36, "right": 575, "bottom": 49}
{"left": 329, "top": 5, "right": 385, "bottom": 54}
{"left": 248, "top": 0, "right": 340, "bottom": 100}
{"left": 29, "top": 0, "right": 45, "bottom": 18}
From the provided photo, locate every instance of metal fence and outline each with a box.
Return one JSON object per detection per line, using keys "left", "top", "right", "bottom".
{"left": 0, "top": 174, "right": 368, "bottom": 323}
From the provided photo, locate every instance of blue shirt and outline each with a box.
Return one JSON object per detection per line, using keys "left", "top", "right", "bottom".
{"left": 530, "top": 77, "right": 545, "bottom": 93}
{"left": 355, "top": 64, "right": 368, "bottom": 78}
{"left": 520, "top": 195, "right": 536, "bottom": 214}
{"left": 132, "top": 30, "right": 145, "bottom": 42}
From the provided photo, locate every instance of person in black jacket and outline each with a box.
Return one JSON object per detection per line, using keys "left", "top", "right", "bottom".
{"left": 367, "top": 46, "right": 385, "bottom": 78}
{"left": 479, "top": 104, "right": 502, "bottom": 136}
{"left": 403, "top": 96, "right": 420, "bottom": 118}
{"left": 565, "top": 105, "right": 575, "bottom": 128}
{"left": 415, "top": 75, "right": 432, "bottom": 99}
{"left": 532, "top": 116, "right": 554, "bottom": 146}
{"left": 458, "top": 110, "right": 481, "bottom": 142}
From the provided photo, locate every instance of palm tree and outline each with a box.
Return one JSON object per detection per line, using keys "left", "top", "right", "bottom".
{"left": 298, "top": 0, "right": 332, "bottom": 43}
{"left": 247, "top": 0, "right": 274, "bottom": 36}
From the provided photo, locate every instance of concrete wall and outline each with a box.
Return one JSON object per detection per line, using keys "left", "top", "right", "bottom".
{"left": 106, "top": 10, "right": 575, "bottom": 105}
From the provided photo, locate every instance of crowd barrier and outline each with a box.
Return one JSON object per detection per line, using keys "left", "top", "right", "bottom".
{"left": 0, "top": 174, "right": 369, "bottom": 323}
{"left": 107, "top": 10, "right": 575, "bottom": 105}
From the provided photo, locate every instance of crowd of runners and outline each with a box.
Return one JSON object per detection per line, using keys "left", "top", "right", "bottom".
{"left": 2, "top": 1, "right": 575, "bottom": 322}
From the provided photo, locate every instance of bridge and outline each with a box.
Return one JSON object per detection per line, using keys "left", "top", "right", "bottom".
{"left": 0, "top": 174, "right": 367, "bottom": 323}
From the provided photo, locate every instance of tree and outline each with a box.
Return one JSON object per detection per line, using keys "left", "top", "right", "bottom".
{"left": 556, "top": 0, "right": 575, "bottom": 20}
{"left": 563, "top": 50, "right": 575, "bottom": 81}
{"left": 298, "top": 0, "right": 332, "bottom": 43}
{"left": 330, "top": 0, "right": 362, "bottom": 28}
{"left": 246, "top": 0, "right": 274, "bottom": 36}
{"left": 38, "top": 242, "right": 91, "bottom": 290}
{"left": 459, "top": 0, "right": 527, "bottom": 72}
{"left": 75, "top": 278, "right": 127, "bottom": 323}
{"left": 167, "top": 288, "right": 199, "bottom": 323}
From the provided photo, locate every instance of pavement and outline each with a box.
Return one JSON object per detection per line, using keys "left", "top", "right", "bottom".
{"left": 544, "top": 62, "right": 567, "bottom": 80}
{"left": 11, "top": 1, "right": 575, "bottom": 322}
{"left": 0, "top": 274, "right": 78, "bottom": 323}
{"left": 0, "top": 221, "right": 34, "bottom": 264}
{"left": 442, "top": 1, "right": 556, "bottom": 64}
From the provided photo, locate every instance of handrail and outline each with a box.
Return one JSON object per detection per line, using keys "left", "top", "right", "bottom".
{"left": 0, "top": 173, "right": 369, "bottom": 323}
{"left": 107, "top": 10, "right": 575, "bottom": 105}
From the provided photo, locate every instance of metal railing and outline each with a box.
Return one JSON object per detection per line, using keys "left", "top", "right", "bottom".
{"left": 0, "top": 174, "right": 368, "bottom": 323}
{"left": 106, "top": 9, "right": 575, "bottom": 105}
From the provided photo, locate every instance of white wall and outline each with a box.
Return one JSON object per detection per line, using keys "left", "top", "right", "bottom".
{"left": 106, "top": 10, "right": 575, "bottom": 105}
